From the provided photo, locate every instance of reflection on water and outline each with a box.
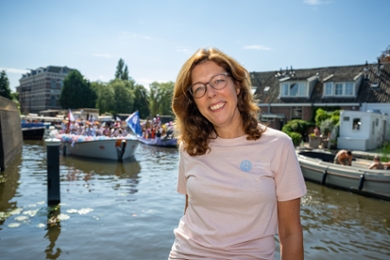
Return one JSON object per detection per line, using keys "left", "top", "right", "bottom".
{"left": 302, "top": 182, "right": 390, "bottom": 259}
{"left": 1, "top": 141, "right": 390, "bottom": 259}
{"left": 45, "top": 206, "right": 61, "bottom": 259}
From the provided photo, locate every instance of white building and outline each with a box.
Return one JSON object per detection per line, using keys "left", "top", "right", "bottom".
{"left": 338, "top": 110, "right": 387, "bottom": 151}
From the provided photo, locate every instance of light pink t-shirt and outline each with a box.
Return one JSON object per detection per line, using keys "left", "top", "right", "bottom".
{"left": 169, "top": 127, "right": 307, "bottom": 259}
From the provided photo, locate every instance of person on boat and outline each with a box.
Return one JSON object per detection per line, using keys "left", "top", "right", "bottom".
{"left": 61, "top": 119, "right": 68, "bottom": 134}
{"left": 313, "top": 126, "right": 320, "bottom": 137}
{"left": 168, "top": 47, "right": 306, "bottom": 259}
{"left": 334, "top": 150, "right": 352, "bottom": 166}
{"left": 165, "top": 122, "right": 174, "bottom": 139}
{"left": 103, "top": 125, "right": 111, "bottom": 137}
{"left": 83, "top": 122, "right": 95, "bottom": 136}
{"left": 368, "top": 156, "right": 384, "bottom": 169}
{"left": 95, "top": 122, "right": 103, "bottom": 136}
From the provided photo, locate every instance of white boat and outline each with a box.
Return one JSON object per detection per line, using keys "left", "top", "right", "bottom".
{"left": 297, "top": 150, "right": 390, "bottom": 200}
{"left": 57, "top": 134, "right": 139, "bottom": 161}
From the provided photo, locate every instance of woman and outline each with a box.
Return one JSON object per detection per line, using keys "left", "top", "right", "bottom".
{"left": 168, "top": 48, "right": 306, "bottom": 259}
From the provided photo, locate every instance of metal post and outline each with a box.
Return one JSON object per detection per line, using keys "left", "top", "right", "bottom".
{"left": 45, "top": 138, "right": 61, "bottom": 206}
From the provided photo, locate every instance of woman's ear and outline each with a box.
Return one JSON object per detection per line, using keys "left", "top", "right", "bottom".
{"left": 236, "top": 87, "right": 240, "bottom": 95}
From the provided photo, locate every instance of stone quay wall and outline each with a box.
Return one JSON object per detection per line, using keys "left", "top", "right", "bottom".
{"left": 0, "top": 96, "right": 22, "bottom": 171}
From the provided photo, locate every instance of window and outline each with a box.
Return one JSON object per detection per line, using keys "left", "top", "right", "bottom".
{"left": 280, "top": 82, "right": 307, "bottom": 97}
{"left": 343, "top": 116, "right": 350, "bottom": 121}
{"left": 51, "top": 79, "right": 56, "bottom": 89}
{"left": 327, "top": 82, "right": 354, "bottom": 97}
{"left": 353, "top": 118, "right": 361, "bottom": 130}
{"left": 282, "top": 83, "right": 289, "bottom": 96}
{"left": 50, "top": 95, "right": 56, "bottom": 106}
{"left": 324, "top": 82, "right": 333, "bottom": 95}
{"left": 335, "top": 83, "right": 343, "bottom": 95}
{"left": 345, "top": 83, "right": 353, "bottom": 95}
{"left": 291, "top": 107, "right": 303, "bottom": 119}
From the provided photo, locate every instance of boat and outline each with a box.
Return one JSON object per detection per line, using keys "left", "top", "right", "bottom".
{"left": 297, "top": 150, "right": 390, "bottom": 200}
{"left": 136, "top": 136, "right": 177, "bottom": 147}
{"left": 21, "top": 123, "right": 46, "bottom": 140}
{"left": 56, "top": 133, "right": 139, "bottom": 161}
{"left": 126, "top": 111, "right": 177, "bottom": 148}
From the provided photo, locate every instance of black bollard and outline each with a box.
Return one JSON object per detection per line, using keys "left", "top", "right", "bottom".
{"left": 45, "top": 138, "right": 61, "bottom": 206}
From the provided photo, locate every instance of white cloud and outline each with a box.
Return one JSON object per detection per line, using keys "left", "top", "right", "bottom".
{"left": 303, "top": 0, "right": 331, "bottom": 5}
{"left": 93, "top": 53, "right": 112, "bottom": 58}
{"left": 0, "top": 67, "right": 29, "bottom": 74}
{"left": 243, "top": 45, "right": 271, "bottom": 51}
{"left": 132, "top": 33, "right": 152, "bottom": 40}
{"left": 176, "top": 47, "right": 190, "bottom": 53}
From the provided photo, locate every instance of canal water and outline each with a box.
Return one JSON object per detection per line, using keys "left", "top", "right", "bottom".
{"left": 0, "top": 140, "right": 389, "bottom": 259}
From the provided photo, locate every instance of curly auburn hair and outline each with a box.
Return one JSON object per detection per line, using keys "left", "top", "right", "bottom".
{"left": 172, "top": 48, "right": 266, "bottom": 156}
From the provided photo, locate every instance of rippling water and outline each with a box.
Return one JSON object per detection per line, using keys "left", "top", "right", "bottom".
{"left": 0, "top": 140, "right": 389, "bottom": 259}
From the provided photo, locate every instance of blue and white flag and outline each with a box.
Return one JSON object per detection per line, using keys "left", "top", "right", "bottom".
{"left": 126, "top": 111, "right": 142, "bottom": 136}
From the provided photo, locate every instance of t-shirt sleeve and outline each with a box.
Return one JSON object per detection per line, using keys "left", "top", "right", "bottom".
{"left": 273, "top": 136, "right": 307, "bottom": 201}
{"left": 177, "top": 149, "right": 187, "bottom": 194}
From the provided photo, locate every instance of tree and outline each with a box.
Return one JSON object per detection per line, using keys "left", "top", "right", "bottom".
{"left": 122, "top": 65, "right": 129, "bottom": 81}
{"left": 133, "top": 84, "right": 151, "bottom": 118}
{"left": 115, "top": 58, "right": 125, "bottom": 80}
{"left": 111, "top": 80, "right": 134, "bottom": 114}
{"left": 379, "top": 45, "right": 390, "bottom": 62}
{"left": 92, "top": 81, "right": 115, "bottom": 114}
{"left": 115, "top": 58, "right": 133, "bottom": 81}
{"left": 0, "top": 70, "right": 12, "bottom": 100}
{"left": 149, "top": 81, "right": 174, "bottom": 116}
{"left": 59, "top": 70, "right": 97, "bottom": 109}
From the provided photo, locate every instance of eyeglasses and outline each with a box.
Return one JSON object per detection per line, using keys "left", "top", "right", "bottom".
{"left": 189, "top": 73, "right": 230, "bottom": 98}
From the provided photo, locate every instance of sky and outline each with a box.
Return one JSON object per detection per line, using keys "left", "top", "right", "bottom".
{"left": 1, "top": 0, "right": 389, "bottom": 92}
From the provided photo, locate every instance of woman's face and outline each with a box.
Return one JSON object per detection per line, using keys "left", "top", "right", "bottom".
{"left": 190, "top": 60, "right": 242, "bottom": 136}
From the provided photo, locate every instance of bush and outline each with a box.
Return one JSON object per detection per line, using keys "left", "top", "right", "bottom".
{"left": 315, "top": 108, "right": 330, "bottom": 126}
{"left": 320, "top": 118, "right": 335, "bottom": 136}
{"left": 289, "top": 132, "right": 302, "bottom": 146}
{"left": 282, "top": 119, "right": 312, "bottom": 135}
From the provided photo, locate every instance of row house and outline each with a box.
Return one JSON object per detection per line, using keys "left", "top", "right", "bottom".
{"left": 17, "top": 66, "right": 74, "bottom": 114}
{"left": 250, "top": 60, "right": 390, "bottom": 133}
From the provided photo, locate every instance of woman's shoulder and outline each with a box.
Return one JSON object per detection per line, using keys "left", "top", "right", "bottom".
{"left": 259, "top": 124, "right": 291, "bottom": 141}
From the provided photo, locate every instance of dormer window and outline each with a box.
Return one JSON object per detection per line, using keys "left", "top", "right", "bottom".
{"left": 323, "top": 81, "right": 355, "bottom": 97}
{"left": 281, "top": 82, "right": 307, "bottom": 97}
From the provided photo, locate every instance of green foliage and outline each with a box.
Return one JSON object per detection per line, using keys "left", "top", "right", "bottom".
{"left": 314, "top": 108, "right": 330, "bottom": 126}
{"left": 320, "top": 118, "right": 335, "bottom": 136}
{"left": 59, "top": 70, "right": 97, "bottom": 109}
{"left": 111, "top": 80, "right": 134, "bottom": 114}
{"left": 115, "top": 58, "right": 125, "bottom": 80}
{"left": 282, "top": 119, "right": 312, "bottom": 135}
{"left": 92, "top": 81, "right": 115, "bottom": 114}
{"left": 122, "top": 65, "right": 129, "bottom": 81}
{"left": 0, "top": 70, "right": 12, "bottom": 100}
{"left": 289, "top": 132, "right": 303, "bottom": 146}
{"left": 330, "top": 110, "right": 340, "bottom": 125}
{"left": 133, "top": 84, "right": 151, "bottom": 118}
{"left": 380, "top": 140, "right": 390, "bottom": 162}
{"left": 115, "top": 59, "right": 132, "bottom": 81}
{"left": 149, "top": 81, "right": 174, "bottom": 116}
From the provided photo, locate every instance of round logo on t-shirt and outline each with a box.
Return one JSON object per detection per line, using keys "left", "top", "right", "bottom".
{"left": 240, "top": 160, "right": 252, "bottom": 172}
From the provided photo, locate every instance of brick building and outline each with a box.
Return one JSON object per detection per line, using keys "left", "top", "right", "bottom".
{"left": 250, "top": 60, "right": 390, "bottom": 131}
{"left": 17, "top": 66, "right": 74, "bottom": 114}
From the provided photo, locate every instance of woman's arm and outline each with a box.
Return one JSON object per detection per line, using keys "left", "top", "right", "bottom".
{"left": 278, "top": 198, "right": 304, "bottom": 260}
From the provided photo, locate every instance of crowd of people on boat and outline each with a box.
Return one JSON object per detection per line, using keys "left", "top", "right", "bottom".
{"left": 60, "top": 117, "right": 129, "bottom": 137}
{"left": 140, "top": 115, "right": 174, "bottom": 140}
